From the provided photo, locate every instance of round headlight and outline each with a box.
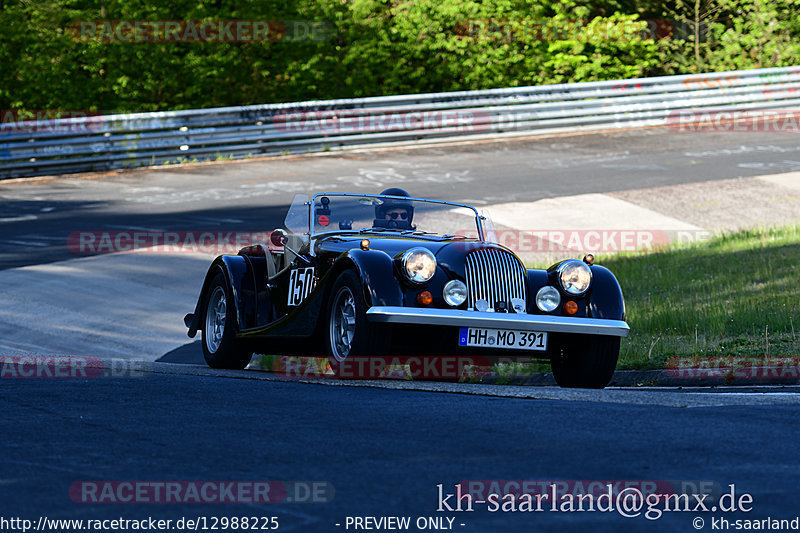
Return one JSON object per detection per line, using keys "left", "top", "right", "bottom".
{"left": 536, "top": 286, "right": 561, "bottom": 312}
{"left": 401, "top": 248, "right": 437, "bottom": 283}
{"left": 557, "top": 260, "right": 592, "bottom": 295}
{"left": 443, "top": 280, "right": 467, "bottom": 307}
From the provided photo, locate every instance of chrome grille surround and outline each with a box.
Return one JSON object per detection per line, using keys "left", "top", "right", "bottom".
{"left": 464, "top": 247, "right": 527, "bottom": 311}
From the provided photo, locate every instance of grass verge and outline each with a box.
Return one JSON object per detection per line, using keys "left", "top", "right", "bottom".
{"left": 597, "top": 224, "right": 800, "bottom": 369}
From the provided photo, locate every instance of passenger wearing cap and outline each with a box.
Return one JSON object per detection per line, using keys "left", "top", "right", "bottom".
{"left": 373, "top": 188, "right": 415, "bottom": 230}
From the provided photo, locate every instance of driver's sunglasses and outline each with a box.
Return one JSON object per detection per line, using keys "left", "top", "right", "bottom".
{"left": 387, "top": 211, "right": 409, "bottom": 220}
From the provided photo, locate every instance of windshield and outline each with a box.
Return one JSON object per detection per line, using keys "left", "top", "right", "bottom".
{"left": 284, "top": 193, "right": 310, "bottom": 236}
{"left": 286, "top": 193, "right": 483, "bottom": 239}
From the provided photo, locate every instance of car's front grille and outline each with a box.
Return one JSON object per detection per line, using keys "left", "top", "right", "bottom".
{"left": 464, "top": 247, "right": 527, "bottom": 311}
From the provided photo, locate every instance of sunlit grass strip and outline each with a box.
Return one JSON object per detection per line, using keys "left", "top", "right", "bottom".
{"left": 597, "top": 224, "right": 800, "bottom": 369}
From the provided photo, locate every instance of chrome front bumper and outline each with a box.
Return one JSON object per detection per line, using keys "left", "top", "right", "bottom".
{"left": 366, "top": 306, "right": 630, "bottom": 337}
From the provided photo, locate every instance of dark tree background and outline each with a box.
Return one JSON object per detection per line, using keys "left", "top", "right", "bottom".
{"left": 1, "top": 0, "right": 797, "bottom": 113}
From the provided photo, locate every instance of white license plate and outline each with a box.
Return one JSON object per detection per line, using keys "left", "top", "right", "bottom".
{"left": 458, "top": 327, "right": 547, "bottom": 351}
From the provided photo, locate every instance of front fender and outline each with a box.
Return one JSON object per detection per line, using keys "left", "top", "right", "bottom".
{"left": 586, "top": 265, "right": 626, "bottom": 321}
{"left": 185, "top": 255, "right": 252, "bottom": 338}
{"left": 330, "top": 249, "right": 403, "bottom": 307}
{"left": 525, "top": 269, "right": 550, "bottom": 313}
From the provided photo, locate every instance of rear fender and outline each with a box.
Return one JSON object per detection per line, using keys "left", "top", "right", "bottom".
{"left": 185, "top": 255, "right": 252, "bottom": 338}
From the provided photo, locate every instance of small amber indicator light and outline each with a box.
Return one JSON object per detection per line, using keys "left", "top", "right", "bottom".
{"left": 417, "top": 291, "right": 433, "bottom": 306}
{"left": 564, "top": 301, "right": 578, "bottom": 315}
{"left": 360, "top": 239, "right": 370, "bottom": 250}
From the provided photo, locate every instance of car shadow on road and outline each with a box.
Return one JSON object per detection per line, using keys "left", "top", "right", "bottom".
{"left": 157, "top": 340, "right": 205, "bottom": 365}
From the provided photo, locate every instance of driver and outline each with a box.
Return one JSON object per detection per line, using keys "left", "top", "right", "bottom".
{"left": 374, "top": 188, "right": 414, "bottom": 230}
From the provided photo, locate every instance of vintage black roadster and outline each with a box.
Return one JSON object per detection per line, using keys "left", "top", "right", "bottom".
{"left": 184, "top": 189, "right": 629, "bottom": 388}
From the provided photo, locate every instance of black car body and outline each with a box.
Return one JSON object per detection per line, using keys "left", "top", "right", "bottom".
{"left": 185, "top": 192, "right": 630, "bottom": 388}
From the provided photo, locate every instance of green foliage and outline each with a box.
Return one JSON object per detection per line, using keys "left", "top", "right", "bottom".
{"left": 704, "top": 0, "right": 800, "bottom": 70}
{"left": 659, "top": 0, "right": 800, "bottom": 73}
{"left": 538, "top": 13, "right": 659, "bottom": 83}
{"left": 0, "top": 0, "right": 798, "bottom": 112}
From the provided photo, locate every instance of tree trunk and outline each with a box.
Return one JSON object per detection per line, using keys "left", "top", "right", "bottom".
{"left": 694, "top": 0, "right": 701, "bottom": 66}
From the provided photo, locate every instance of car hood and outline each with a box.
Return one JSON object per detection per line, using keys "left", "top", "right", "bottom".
{"left": 314, "top": 234, "right": 520, "bottom": 271}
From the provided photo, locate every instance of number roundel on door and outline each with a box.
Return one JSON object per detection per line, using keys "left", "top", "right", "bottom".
{"left": 288, "top": 267, "right": 315, "bottom": 306}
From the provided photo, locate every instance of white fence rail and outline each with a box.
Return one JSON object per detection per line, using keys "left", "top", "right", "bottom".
{"left": 2, "top": 65, "right": 799, "bottom": 179}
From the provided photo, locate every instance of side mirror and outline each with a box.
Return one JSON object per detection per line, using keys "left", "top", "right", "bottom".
{"left": 270, "top": 229, "right": 288, "bottom": 247}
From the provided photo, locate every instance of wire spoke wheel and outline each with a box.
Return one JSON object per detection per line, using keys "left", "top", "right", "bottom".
{"left": 199, "top": 272, "right": 253, "bottom": 370}
{"left": 205, "top": 286, "right": 226, "bottom": 354}
{"left": 330, "top": 286, "right": 357, "bottom": 362}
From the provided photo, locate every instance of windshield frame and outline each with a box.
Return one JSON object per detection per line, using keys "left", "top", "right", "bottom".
{"left": 306, "top": 192, "right": 485, "bottom": 241}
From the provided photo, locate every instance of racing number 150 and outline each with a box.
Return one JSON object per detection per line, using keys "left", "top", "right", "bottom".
{"left": 288, "top": 267, "right": 315, "bottom": 306}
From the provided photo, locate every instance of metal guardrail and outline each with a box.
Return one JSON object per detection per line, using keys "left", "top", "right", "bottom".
{"left": 2, "top": 65, "right": 799, "bottom": 179}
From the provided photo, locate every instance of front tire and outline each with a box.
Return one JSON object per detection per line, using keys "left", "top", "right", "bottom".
{"left": 551, "top": 335, "right": 619, "bottom": 389}
{"left": 201, "top": 272, "right": 252, "bottom": 370}
{"left": 326, "top": 270, "right": 388, "bottom": 377}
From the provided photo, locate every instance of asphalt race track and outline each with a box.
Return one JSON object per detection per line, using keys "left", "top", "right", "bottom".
{"left": 2, "top": 127, "right": 800, "bottom": 531}
{"left": 3, "top": 126, "right": 800, "bottom": 271}
{"left": 6, "top": 365, "right": 800, "bottom": 532}
{"left": 6, "top": 369, "right": 800, "bottom": 532}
